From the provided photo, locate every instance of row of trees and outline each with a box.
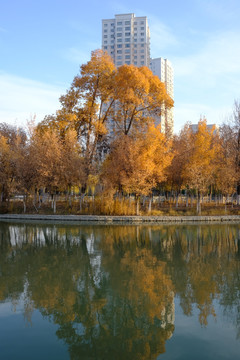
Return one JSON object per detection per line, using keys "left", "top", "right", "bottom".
{"left": 0, "top": 50, "right": 239, "bottom": 214}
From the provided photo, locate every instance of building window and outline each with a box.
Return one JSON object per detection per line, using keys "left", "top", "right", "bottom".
{"left": 141, "top": 38, "right": 144, "bottom": 42}
{"left": 134, "top": 61, "right": 137, "bottom": 65}
{"left": 117, "top": 56, "right": 122, "bottom": 59}
{"left": 104, "top": 46, "right": 107, "bottom": 49}
{"left": 141, "top": 61, "right": 144, "bottom": 65}
{"left": 117, "top": 39, "right": 122, "bottom": 43}
{"left": 141, "top": 27, "right": 144, "bottom": 30}
{"left": 125, "top": 38, "right": 130, "bottom": 42}
{"left": 125, "top": 21, "right": 130, "bottom": 25}
{"left": 125, "top": 32, "right": 130, "bottom": 36}
{"left": 111, "top": 34, "right": 114, "bottom": 38}
{"left": 134, "top": 39, "right": 137, "bottom": 42}
{"left": 134, "top": 50, "right": 137, "bottom": 53}
{"left": 111, "top": 40, "right": 114, "bottom": 43}
{"left": 111, "top": 45, "right": 114, "bottom": 49}
{"left": 117, "top": 50, "right": 122, "bottom": 53}
{"left": 125, "top": 26, "right": 130, "bottom": 31}
{"left": 141, "top": 32, "right": 144, "bottom": 36}
{"left": 125, "top": 44, "right": 130, "bottom": 48}
{"left": 126, "top": 60, "right": 130, "bottom": 64}
{"left": 117, "top": 44, "right": 122, "bottom": 48}
{"left": 141, "top": 44, "right": 144, "bottom": 47}
{"left": 141, "top": 55, "right": 144, "bottom": 59}
{"left": 140, "top": 49, "right": 144, "bottom": 53}
{"left": 117, "top": 61, "right": 122, "bottom": 65}
{"left": 125, "top": 49, "right": 130, "bottom": 53}
{"left": 117, "top": 33, "right": 122, "bottom": 37}
{"left": 141, "top": 21, "right": 144, "bottom": 24}
{"left": 134, "top": 22, "right": 137, "bottom": 25}
{"left": 104, "top": 35, "right": 107, "bottom": 38}
{"left": 104, "top": 29, "right": 107, "bottom": 33}
{"left": 104, "top": 23, "right": 108, "bottom": 27}
{"left": 104, "top": 41, "right": 107, "bottom": 44}
{"left": 134, "top": 55, "right": 137, "bottom": 59}
{"left": 134, "top": 44, "right": 137, "bottom": 48}
{"left": 125, "top": 55, "right": 130, "bottom": 59}
{"left": 117, "top": 22, "right": 122, "bottom": 25}
{"left": 117, "top": 27, "right": 122, "bottom": 31}
{"left": 111, "top": 29, "right": 114, "bottom": 32}
{"left": 111, "top": 23, "right": 114, "bottom": 26}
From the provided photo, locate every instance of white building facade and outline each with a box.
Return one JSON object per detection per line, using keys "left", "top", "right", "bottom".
{"left": 150, "top": 58, "right": 174, "bottom": 135}
{"left": 102, "top": 13, "right": 150, "bottom": 67}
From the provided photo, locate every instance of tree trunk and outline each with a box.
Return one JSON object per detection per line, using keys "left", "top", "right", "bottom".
{"left": 53, "top": 194, "right": 57, "bottom": 214}
{"left": 237, "top": 194, "right": 240, "bottom": 206}
{"left": 80, "top": 194, "right": 83, "bottom": 212}
{"left": 148, "top": 197, "right": 152, "bottom": 214}
{"left": 176, "top": 192, "right": 179, "bottom": 208}
{"left": 68, "top": 191, "right": 72, "bottom": 208}
{"left": 196, "top": 191, "right": 201, "bottom": 215}
{"left": 23, "top": 195, "right": 27, "bottom": 213}
{"left": 136, "top": 196, "right": 140, "bottom": 215}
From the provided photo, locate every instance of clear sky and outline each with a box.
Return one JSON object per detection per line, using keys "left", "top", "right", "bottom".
{"left": 1, "top": 0, "right": 240, "bottom": 133}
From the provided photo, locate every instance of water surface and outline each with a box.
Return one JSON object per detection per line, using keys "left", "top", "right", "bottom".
{"left": 0, "top": 222, "right": 239, "bottom": 359}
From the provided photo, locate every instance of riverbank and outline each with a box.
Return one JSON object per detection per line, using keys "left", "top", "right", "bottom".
{"left": 1, "top": 214, "right": 240, "bottom": 223}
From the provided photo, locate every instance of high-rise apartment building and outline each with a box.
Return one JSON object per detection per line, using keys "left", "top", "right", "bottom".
{"left": 102, "top": 13, "right": 174, "bottom": 134}
{"left": 102, "top": 13, "right": 150, "bottom": 67}
{"left": 150, "top": 58, "right": 174, "bottom": 135}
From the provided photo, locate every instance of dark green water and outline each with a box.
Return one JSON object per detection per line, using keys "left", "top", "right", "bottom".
{"left": 0, "top": 222, "right": 239, "bottom": 359}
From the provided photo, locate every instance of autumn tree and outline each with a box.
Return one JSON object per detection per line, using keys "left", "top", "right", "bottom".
{"left": 0, "top": 135, "right": 13, "bottom": 203}
{"left": 13, "top": 134, "right": 39, "bottom": 212}
{"left": 166, "top": 123, "right": 193, "bottom": 206}
{"left": 60, "top": 128, "right": 85, "bottom": 200}
{"left": 214, "top": 125, "right": 237, "bottom": 205}
{"left": 0, "top": 123, "right": 27, "bottom": 204}
{"left": 38, "top": 50, "right": 173, "bottom": 180}
{"left": 102, "top": 125, "right": 172, "bottom": 214}
{"left": 38, "top": 49, "right": 116, "bottom": 176}
{"left": 182, "top": 119, "right": 219, "bottom": 213}
{"left": 112, "top": 65, "right": 173, "bottom": 135}
{"left": 220, "top": 101, "right": 240, "bottom": 204}
{"left": 32, "top": 127, "right": 85, "bottom": 212}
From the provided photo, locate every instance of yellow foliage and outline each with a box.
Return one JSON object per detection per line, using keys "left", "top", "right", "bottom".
{"left": 102, "top": 125, "right": 173, "bottom": 196}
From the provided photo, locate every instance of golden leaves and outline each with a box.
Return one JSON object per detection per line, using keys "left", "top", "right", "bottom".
{"left": 102, "top": 125, "right": 172, "bottom": 196}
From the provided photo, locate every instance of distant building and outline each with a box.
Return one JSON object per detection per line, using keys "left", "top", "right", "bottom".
{"left": 102, "top": 13, "right": 150, "bottom": 68}
{"left": 190, "top": 123, "right": 218, "bottom": 134}
{"left": 150, "top": 57, "right": 174, "bottom": 136}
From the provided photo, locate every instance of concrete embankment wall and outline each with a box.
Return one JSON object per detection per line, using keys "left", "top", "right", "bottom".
{"left": 0, "top": 214, "right": 240, "bottom": 224}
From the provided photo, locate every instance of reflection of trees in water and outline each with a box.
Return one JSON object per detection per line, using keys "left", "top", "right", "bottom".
{"left": 0, "top": 222, "right": 239, "bottom": 358}
{"left": 0, "top": 223, "right": 175, "bottom": 359}
{"left": 149, "top": 224, "right": 240, "bottom": 330}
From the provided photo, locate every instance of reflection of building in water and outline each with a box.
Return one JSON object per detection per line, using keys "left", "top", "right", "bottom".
{"left": 86, "top": 233, "right": 102, "bottom": 287}
{"left": 159, "top": 290, "right": 175, "bottom": 339}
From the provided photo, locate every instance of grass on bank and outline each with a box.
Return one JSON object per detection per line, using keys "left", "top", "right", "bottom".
{"left": 1, "top": 196, "right": 240, "bottom": 216}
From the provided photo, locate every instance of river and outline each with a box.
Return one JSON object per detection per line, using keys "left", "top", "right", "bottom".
{"left": 0, "top": 221, "right": 239, "bottom": 359}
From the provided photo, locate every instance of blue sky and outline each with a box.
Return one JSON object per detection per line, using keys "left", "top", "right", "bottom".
{"left": 1, "top": 0, "right": 240, "bottom": 133}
